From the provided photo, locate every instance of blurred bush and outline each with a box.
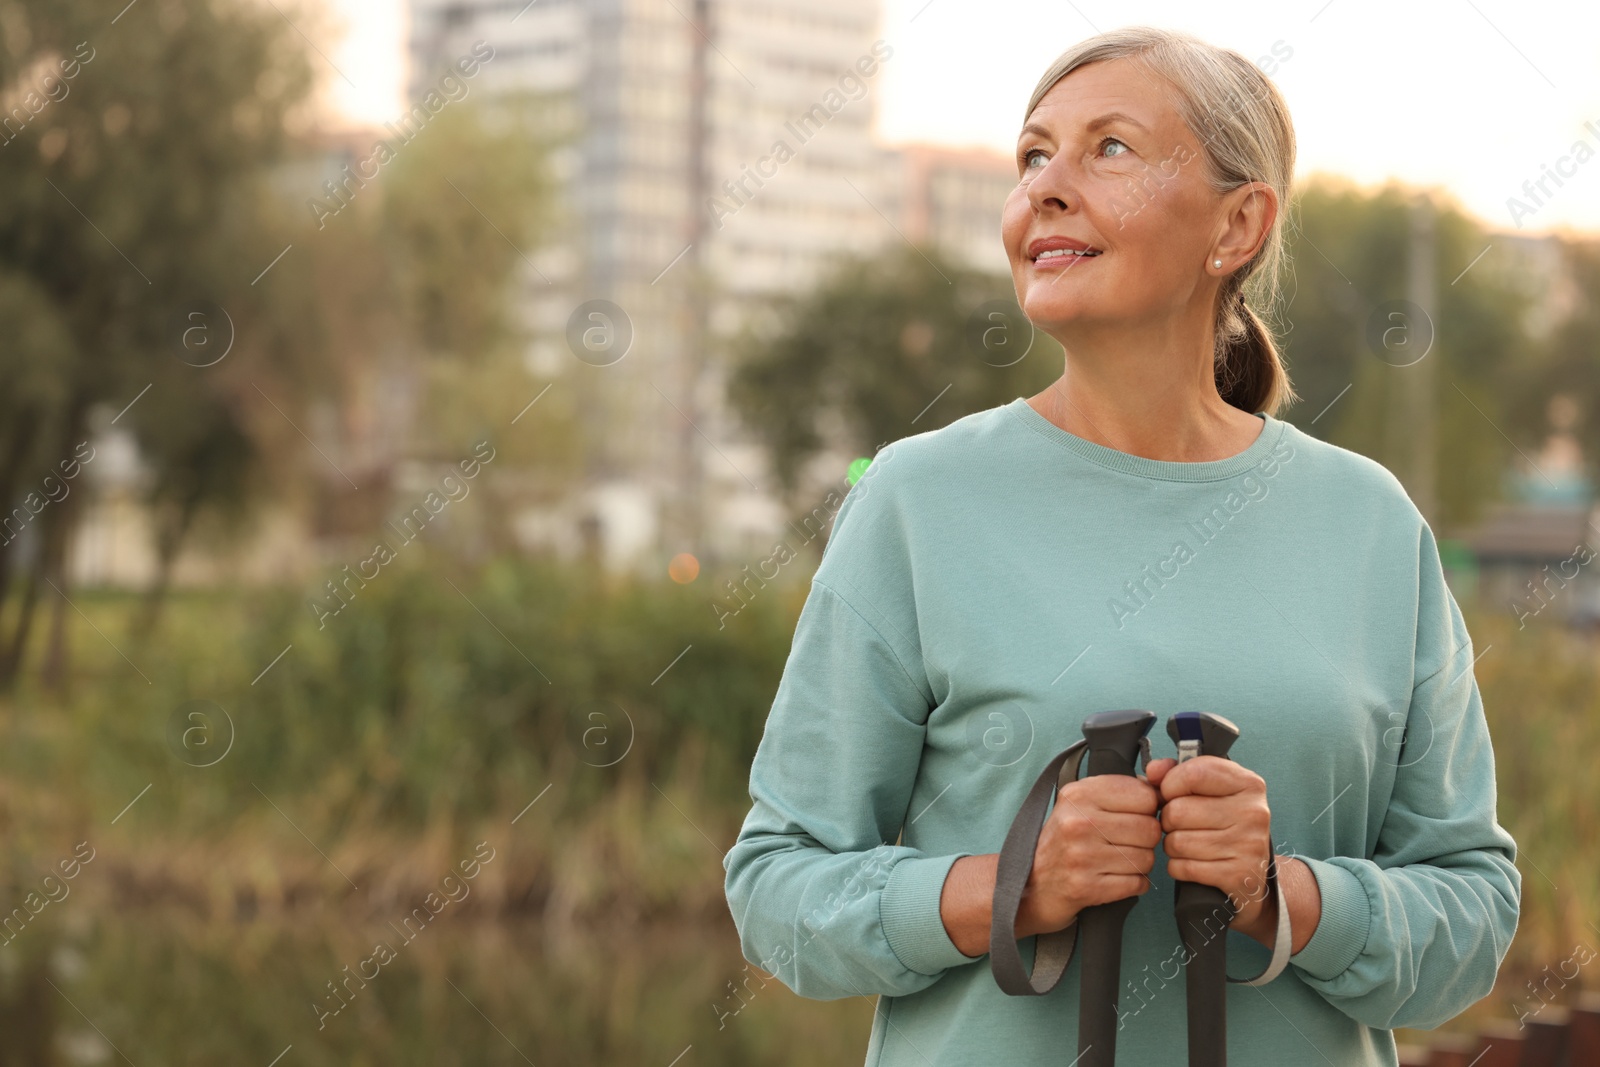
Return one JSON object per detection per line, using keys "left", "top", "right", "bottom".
{"left": 47, "top": 557, "right": 806, "bottom": 832}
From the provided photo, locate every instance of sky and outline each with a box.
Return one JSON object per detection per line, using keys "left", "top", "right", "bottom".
{"left": 323, "top": 0, "right": 1600, "bottom": 235}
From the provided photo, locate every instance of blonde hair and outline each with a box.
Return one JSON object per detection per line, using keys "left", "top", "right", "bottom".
{"left": 1023, "top": 27, "right": 1299, "bottom": 417}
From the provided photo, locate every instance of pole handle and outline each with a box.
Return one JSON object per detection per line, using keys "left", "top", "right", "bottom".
{"left": 1167, "top": 711, "right": 1243, "bottom": 1067}
{"left": 1075, "top": 709, "right": 1156, "bottom": 1067}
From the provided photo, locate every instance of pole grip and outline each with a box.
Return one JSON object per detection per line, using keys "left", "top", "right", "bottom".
{"left": 1167, "top": 711, "right": 1242, "bottom": 1067}
{"left": 1074, "top": 709, "right": 1156, "bottom": 1067}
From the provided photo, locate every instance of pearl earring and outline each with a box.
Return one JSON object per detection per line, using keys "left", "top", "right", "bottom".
{"left": 1213, "top": 259, "right": 1222, "bottom": 269}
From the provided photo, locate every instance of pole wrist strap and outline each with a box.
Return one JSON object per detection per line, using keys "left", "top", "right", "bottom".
{"left": 990, "top": 739, "right": 1088, "bottom": 995}
{"left": 1228, "top": 842, "right": 1292, "bottom": 986}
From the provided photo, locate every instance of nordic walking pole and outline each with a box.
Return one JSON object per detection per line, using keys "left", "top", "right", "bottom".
{"left": 1074, "top": 708, "right": 1157, "bottom": 1067}
{"left": 1167, "top": 711, "right": 1242, "bottom": 1067}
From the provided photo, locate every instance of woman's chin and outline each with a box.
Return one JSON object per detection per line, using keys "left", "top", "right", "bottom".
{"left": 1020, "top": 293, "right": 1097, "bottom": 331}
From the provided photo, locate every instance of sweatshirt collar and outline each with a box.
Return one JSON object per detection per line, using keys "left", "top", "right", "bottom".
{"left": 1005, "top": 397, "right": 1288, "bottom": 483}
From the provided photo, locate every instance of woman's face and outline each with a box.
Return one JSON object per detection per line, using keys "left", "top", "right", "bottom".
{"left": 1001, "top": 57, "right": 1231, "bottom": 337}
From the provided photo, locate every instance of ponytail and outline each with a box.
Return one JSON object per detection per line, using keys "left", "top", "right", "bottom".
{"left": 1214, "top": 282, "right": 1297, "bottom": 418}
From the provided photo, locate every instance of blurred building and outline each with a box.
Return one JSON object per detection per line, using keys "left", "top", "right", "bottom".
{"left": 405, "top": 0, "right": 1017, "bottom": 574}
{"left": 883, "top": 142, "right": 1016, "bottom": 276}
{"left": 1453, "top": 394, "right": 1600, "bottom": 629}
{"left": 1457, "top": 502, "right": 1600, "bottom": 629}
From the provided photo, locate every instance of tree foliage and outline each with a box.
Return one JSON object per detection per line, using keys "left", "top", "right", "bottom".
{"left": 1278, "top": 179, "right": 1538, "bottom": 531}
{"left": 0, "top": 0, "right": 315, "bottom": 684}
{"left": 726, "top": 243, "right": 1058, "bottom": 498}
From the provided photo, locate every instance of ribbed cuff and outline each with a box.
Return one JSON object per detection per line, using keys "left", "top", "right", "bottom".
{"left": 881, "top": 853, "right": 977, "bottom": 975}
{"left": 1289, "top": 856, "right": 1372, "bottom": 981}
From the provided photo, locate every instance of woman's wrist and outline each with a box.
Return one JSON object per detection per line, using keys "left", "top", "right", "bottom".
{"left": 939, "top": 854, "right": 999, "bottom": 958}
{"left": 1232, "top": 856, "right": 1321, "bottom": 954}
{"left": 1281, "top": 856, "right": 1322, "bottom": 954}
{"left": 1231, "top": 872, "right": 1280, "bottom": 945}
{"left": 939, "top": 853, "right": 1076, "bottom": 959}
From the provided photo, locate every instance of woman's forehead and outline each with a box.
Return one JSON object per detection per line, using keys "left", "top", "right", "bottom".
{"left": 1027, "top": 59, "right": 1180, "bottom": 135}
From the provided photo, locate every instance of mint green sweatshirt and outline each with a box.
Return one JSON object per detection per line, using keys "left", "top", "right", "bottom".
{"left": 722, "top": 398, "right": 1521, "bottom": 1067}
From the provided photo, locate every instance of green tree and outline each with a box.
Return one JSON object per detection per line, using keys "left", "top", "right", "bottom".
{"left": 379, "top": 96, "right": 578, "bottom": 492}
{"left": 0, "top": 0, "right": 314, "bottom": 686}
{"left": 1276, "top": 179, "right": 1537, "bottom": 532}
{"left": 268, "top": 95, "right": 575, "bottom": 570}
{"left": 726, "top": 243, "right": 1057, "bottom": 499}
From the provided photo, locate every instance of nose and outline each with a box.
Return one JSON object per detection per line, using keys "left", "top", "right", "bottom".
{"left": 1026, "top": 151, "right": 1079, "bottom": 216}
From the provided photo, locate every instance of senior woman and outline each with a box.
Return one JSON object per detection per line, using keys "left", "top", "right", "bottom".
{"left": 722, "top": 25, "right": 1519, "bottom": 1067}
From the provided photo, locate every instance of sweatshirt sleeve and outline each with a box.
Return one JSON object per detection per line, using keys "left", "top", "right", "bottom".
{"left": 1286, "top": 520, "right": 1522, "bottom": 1030}
{"left": 722, "top": 575, "right": 979, "bottom": 1001}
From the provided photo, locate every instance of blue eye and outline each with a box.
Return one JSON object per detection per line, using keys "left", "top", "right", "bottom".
{"left": 1018, "top": 136, "right": 1130, "bottom": 175}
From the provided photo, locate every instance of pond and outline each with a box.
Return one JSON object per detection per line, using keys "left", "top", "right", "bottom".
{"left": 0, "top": 913, "right": 877, "bottom": 1066}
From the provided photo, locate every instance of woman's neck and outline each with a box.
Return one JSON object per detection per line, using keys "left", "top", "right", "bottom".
{"left": 1027, "top": 370, "right": 1263, "bottom": 463}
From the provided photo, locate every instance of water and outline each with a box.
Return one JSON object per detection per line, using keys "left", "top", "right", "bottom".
{"left": 0, "top": 911, "right": 876, "bottom": 1066}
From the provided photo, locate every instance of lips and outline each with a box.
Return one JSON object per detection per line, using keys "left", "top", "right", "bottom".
{"left": 1027, "top": 235, "right": 1102, "bottom": 265}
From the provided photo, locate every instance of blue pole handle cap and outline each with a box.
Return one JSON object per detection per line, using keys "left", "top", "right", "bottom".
{"left": 1166, "top": 710, "right": 1240, "bottom": 760}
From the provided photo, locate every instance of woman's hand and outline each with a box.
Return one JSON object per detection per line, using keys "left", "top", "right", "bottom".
{"left": 1144, "top": 756, "right": 1276, "bottom": 934}
{"left": 1019, "top": 773, "right": 1163, "bottom": 935}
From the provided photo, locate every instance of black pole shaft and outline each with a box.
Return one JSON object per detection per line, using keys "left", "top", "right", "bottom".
{"left": 1077, "top": 893, "right": 1137, "bottom": 1064}
{"left": 1175, "top": 881, "right": 1234, "bottom": 1066}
